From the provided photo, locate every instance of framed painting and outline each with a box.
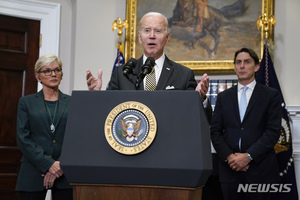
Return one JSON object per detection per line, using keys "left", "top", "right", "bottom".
{"left": 125, "top": 0, "right": 274, "bottom": 74}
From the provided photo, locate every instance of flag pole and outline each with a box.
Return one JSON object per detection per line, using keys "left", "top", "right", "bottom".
{"left": 257, "top": 0, "right": 276, "bottom": 61}
{"left": 257, "top": 12, "right": 276, "bottom": 41}
{"left": 112, "top": 17, "right": 128, "bottom": 48}
{"left": 257, "top": 0, "right": 276, "bottom": 86}
{"left": 109, "top": 17, "right": 128, "bottom": 82}
{"left": 257, "top": 0, "right": 276, "bottom": 41}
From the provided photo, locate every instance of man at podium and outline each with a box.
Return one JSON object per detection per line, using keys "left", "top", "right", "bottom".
{"left": 86, "top": 12, "right": 212, "bottom": 121}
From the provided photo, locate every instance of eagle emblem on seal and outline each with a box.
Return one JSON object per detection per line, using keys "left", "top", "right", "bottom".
{"left": 119, "top": 115, "right": 142, "bottom": 142}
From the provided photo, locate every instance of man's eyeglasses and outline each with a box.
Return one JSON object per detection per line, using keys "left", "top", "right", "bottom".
{"left": 40, "top": 68, "right": 62, "bottom": 76}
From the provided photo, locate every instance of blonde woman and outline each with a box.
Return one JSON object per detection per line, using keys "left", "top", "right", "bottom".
{"left": 16, "top": 54, "right": 72, "bottom": 200}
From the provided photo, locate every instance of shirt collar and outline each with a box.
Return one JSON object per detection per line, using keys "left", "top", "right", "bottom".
{"left": 142, "top": 54, "right": 165, "bottom": 69}
{"left": 238, "top": 79, "right": 256, "bottom": 91}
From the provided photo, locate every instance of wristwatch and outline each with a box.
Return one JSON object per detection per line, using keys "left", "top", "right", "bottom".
{"left": 247, "top": 153, "right": 253, "bottom": 161}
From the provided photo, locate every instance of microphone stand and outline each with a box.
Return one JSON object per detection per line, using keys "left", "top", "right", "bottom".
{"left": 122, "top": 58, "right": 138, "bottom": 89}
{"left": 124, "top": 73, "right": 136, "bottom": 88}
{"left": 135, "top": 75, "right": 144, "bottom": 90}
{"left": 123, "top": 57, "right": 155, "bottom": 90}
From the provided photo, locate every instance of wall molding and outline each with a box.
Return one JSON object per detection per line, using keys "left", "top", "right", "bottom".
{"left": 287, "top": 106, "right": 300, "bottom": 151}
{"left": 288, "top": 106, "right": 300, "bottom": 117}
{"left": 287, "top": 105, "right": 300, "bottom": 195}
{"left": 0, "top": 0, "right": 60, "bottom": 56}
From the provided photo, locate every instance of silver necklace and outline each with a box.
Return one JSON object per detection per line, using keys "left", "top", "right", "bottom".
{"left": 45, "top": 101, "right": 58, "bottom": 133}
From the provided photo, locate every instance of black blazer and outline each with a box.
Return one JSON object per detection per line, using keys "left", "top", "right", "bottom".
{"left": 210, "top": 83, "right": 281, "bottom": 183}
{"left": 107, "top": 55, "right": 212, "bottom": 123}
{"left": 16, "top": 90, "right": 72, "bottom": 191}
{"left": 108, "top": 55, "right": 198, "bottom": 90}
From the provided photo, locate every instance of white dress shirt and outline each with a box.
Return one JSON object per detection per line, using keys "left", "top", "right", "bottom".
{"left": 237, "top": 80, "right": 256, "bottom": 105}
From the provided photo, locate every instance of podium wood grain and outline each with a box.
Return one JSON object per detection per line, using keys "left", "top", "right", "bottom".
{"left": 72, "top": 184, "right": 203, "bottom": 200}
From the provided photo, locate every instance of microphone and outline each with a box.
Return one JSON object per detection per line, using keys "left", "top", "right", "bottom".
{"left": 123, "top": 58, "right": 137, "bottom": 76}
{"left": 135, "top": 57, "right": 155, "bottom": 89}
{"left": 140, "top": 57, "right": 155, "bottom": 77}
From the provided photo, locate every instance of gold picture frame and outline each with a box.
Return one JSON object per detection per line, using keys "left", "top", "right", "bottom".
{"left": 125, "top": 0, "right": 274, "bottom": 74}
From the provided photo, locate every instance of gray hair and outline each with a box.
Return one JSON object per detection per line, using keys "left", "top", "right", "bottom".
{"left": 139, "top": 12, "right": 170, "bottom": 34}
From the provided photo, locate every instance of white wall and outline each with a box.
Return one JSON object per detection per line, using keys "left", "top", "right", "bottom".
{"left": 73, "top": 0, "right": 126, "bottom": 90}
{"left": 274, "top": 0, "right": 300, "bottom": 106}
{"left": 38, "top": 0, "right": 126, "bottom": 94}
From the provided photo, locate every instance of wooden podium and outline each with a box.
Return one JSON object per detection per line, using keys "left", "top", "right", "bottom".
{"left": 60, "top": 91, "right": 212, "bottom": 200}
{"left": 72, "top": 184, "right": 203, "bottom": 200}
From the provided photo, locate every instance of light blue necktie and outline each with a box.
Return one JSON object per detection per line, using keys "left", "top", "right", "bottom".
{"left": 239, "top": 86, "right": 248, "bottom": 150}
{"left": 239, "top": 86, "right": 248, "bottom": 122}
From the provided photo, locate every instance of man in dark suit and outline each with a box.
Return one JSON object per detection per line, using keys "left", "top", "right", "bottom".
{"left": 210, "top": 48, "right": 281, "bottom": 200}
{"left": 87, "top": 11, "right": 214, "bottom": 197}
{"left": 86, "top": 12, "right": 211, "bottom": 115}
{"left": 106, "top": 55, "right": 198, "bottom": 91}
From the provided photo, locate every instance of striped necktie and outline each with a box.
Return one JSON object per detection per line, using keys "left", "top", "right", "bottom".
{"left": 145, "top": 68, "right": 156, "bottom": 91}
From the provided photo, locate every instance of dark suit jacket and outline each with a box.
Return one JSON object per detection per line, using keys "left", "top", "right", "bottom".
{"left": 107, "top": 55, "right": 212, "bottom": 123}
{"left": 16, "top": 90, "right": 72, "bottom": 192}
{"left": 108, "top": 55, "right": 198, "bottom": 90}
{"left": 210, "top": 83, "right": 281, "bottom": 183}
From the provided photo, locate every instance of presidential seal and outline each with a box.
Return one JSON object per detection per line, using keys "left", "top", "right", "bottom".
{"left": 104, "top": 101, "right": 157, "bottom": 155}
{"left": 274, "top": 109, "right": 294, "bottom": 177}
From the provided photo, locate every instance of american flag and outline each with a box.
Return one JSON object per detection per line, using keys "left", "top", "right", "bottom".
{"left": 112, "top": 41, "right": 125, "bottom": 73}
{"left": 256, "top": 42, "right": 298, "bottom": 199}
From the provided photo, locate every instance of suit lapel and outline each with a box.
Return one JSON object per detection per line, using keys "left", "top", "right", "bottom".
{"left": 229, "top": 86, "right": 241, "bottom": 122}
{"left": 56, "top": 91, "right": 68, "bottom": 127}
{"left": 136, "top": 57, "right": 144, "bottom": 90}
{"left": 244, "top": 83, "right": 263, "bottom": 120}
{"left": 156, "top": 56, "right": 173, "bottom": 90}
{"left": 35, "top": 90, "right": 49, "bottom": 130}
